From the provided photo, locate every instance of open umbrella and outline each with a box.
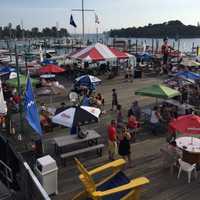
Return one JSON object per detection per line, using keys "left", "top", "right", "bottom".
{"left": 135, "top": 84, "right": 181, "bottom": 99}
{"left": 6, "top": 74, "right": 38, "bottom": 88}
{"left": 0, "top": 66, "right": 16, "bottom": 74}
{"left": 74, "top": 75, "right": 101, "bottom": 90}
{"left": 75, "top": 75, "right": 101, "bottom": 85}
{"left": 39, "top": 64, "right": 65, "bottom": 74}
{"left": 175, "top": 71, "right": 200, "bottom": 83}
{"left": 169, "top": 114, "right": 200, "bottom": 135}
{"left": 52, "top": 106, "right": 101, "bottom": 128}
{"left": 0, "top": 80, "right": 7, "bottom": 114}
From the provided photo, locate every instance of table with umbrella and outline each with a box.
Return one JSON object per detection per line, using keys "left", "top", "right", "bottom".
{"left": 39, "top": 64, "right": 65, "bottom": 74}
{"left": 38, "top": 65, "right": 65, "bottom": 102}
{"left": 170, "top": 114, "right": 200, "bottom": 164}
{"left": 52, "top": 106, "right": 102, "bottom": 156}
{"left": 52, "top": 106, "right": 101, "bottom": 128}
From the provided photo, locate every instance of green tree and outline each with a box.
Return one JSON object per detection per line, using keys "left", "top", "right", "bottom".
{"left": 16, "top": 24, "right": 22, "bottom": 38}
{"left": 31, "top": 27, "right": 39, "bottom": 38}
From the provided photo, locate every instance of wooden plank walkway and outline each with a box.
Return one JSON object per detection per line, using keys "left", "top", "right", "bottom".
{"left": 51, "top": 137, "right": 200, "bottom": 200}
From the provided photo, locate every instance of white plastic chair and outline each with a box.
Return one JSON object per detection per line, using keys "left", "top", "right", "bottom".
{"left": 177, "top": 158, "right": 197, "bottom": 183}
{"left": 69, "top": 92, "right": 78, "bottom": 104}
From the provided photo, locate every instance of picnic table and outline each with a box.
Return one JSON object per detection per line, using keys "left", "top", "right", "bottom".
{"left": 54, "top": 130, "right": 104, "bottom": 165}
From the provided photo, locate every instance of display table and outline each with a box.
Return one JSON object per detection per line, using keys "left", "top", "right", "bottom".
{"left": 176, "top": 137, "right": 200, "bottom": 164}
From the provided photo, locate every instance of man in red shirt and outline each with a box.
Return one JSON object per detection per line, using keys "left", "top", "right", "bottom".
{"left": 107, "top": 120, "right": 117, "bottom": 160}
{"left": 161, "top": 38, "right": 173, "bottom": 74}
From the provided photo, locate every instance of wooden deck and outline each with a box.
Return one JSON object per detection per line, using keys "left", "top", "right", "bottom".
{"left": 51, "top": 137, "right": 200, "bottom": 200}
{"left": 9, "top": 73, "right": 200, "bottom": 200}
{"left": 46, "top": 75, "right": 200, "bottom": 200}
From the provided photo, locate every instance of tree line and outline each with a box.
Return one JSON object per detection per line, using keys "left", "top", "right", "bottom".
{"left": 109, "top": 20, "right": 200, "bottom": 38}
{"left": 0, "top": 23, "right": 70, "bottom": 39}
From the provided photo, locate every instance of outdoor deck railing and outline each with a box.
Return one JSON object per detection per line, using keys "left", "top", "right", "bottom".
{"left": 0, "top": 159, "right": 13, "bottom": 188}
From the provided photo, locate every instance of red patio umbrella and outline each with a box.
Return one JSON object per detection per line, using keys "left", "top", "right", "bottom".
{"left": 39, "top": 64, "right": 65, "bottom": 74}
{"left": 169, "top": 114, "right": 200, "bottom": 135}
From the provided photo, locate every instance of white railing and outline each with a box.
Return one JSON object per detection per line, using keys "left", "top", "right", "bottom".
{"left": 23, "top": 162, "right": 51, "bottom": 200}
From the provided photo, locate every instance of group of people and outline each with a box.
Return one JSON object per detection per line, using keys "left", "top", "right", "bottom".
{"left": 107, "top": 120, "right": 132, "bottom": 167}
{"left": 107, "top": 89, "right": 141, "bottom": 167}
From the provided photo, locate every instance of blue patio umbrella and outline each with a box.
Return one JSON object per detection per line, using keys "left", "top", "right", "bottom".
{"left": 0, "top": 66, "right": 16, "bottom": 74}
{"left": 74, "top": 75, "right": 101, "bottom": 90}
{"left": 42, "top": 59, "right": 57, "bottom": 65}
{"left": 175, "top": 71, "right": 200, "bottom": 81}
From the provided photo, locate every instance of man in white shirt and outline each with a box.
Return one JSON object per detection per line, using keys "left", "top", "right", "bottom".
{"left": 150, "top": 106, "right": 162, "bottom": 135}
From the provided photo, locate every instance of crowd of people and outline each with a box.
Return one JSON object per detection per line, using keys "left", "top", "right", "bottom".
{"left": 104, "top": 37, "right": 200, "bottom": 167}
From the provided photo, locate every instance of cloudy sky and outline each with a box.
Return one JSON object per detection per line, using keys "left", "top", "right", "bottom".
{"left": 0, "top": 0, "right": 200, "bottom": 34}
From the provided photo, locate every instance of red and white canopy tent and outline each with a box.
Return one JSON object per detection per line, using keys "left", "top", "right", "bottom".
{"left": 68, "top": 43, "right": 136, "bottom": 63}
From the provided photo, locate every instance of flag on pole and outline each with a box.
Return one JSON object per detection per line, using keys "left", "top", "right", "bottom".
{"left": 24, "top": 74, "right": 42, "bottom": 135}
{"left": 70, "top": 14, "right": 77, "bottom": 28}
{"left": 95, "top": 13, "right": 100, "bottom": 24}
{"left": 0, "top": 80, "right": 7, "bottom": 115}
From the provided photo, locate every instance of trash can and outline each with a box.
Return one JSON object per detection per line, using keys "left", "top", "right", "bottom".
{"left": 35, "top": 155, "right": 58, "bottom": 195}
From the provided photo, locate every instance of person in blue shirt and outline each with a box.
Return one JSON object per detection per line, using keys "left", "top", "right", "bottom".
{"left": 82, "top": 95, "right": 90, "bottom": 106}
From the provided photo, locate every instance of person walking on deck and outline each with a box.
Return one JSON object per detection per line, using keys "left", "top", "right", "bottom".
{"left": 111, "top": 88, "right": 118, "bottom": 111}
{"left": 107, "top": 120, "right": 118, "bottom": 160}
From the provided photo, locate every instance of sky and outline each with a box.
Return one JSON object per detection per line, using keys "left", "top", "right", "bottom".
{"left": 0, "top": 0, "right": 200, "bottom": 34}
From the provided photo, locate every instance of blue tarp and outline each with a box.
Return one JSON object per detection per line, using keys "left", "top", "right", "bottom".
{"left": 0, "top": 66, "right": 16, "bottom": 74}
{"left": 175, "top": 71, "right": 200, "bottom": 81}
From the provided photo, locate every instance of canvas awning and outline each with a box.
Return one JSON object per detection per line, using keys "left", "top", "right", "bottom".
{"left": 69, "top": 43, "right": 134, "bottom": 62}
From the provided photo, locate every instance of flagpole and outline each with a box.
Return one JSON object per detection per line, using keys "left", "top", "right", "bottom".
{"left": 82, "top": 0, "right": 85, "bottom": 43}
{"left": 96, "top": 27, "right": 98, "bottom": 43}
{"left": 15, "top": 44, "right": 24, "bottom": 140}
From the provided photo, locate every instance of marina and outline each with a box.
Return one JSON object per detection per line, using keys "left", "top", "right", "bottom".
{"left": 1, "top": 1, "right": 200, "bottom": 200}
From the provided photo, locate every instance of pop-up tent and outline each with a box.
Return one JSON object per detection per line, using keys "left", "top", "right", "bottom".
{"left": 69, "top": 43, "right": 135, "bottom": 62}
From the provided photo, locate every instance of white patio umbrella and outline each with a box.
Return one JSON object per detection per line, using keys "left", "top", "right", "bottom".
{"left": 0, "top": 80, "right": 7, "bottom": 115}
{"left": 75, "top": 75, "right": 102, "bottom": 85}
{"left": 52, "top": 106, "right": 101, "bottom": 128}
